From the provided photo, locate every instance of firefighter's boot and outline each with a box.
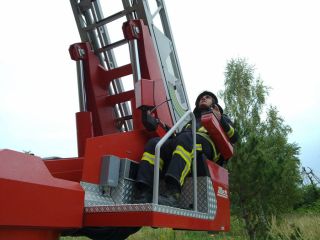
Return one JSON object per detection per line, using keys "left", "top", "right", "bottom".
{"left": 132, "top": 182, "right": 152, "bottom": 204}
{"left": 158, "top": 188, "right": 180, "bottom": 207}
{"left": 158, "top": 177, "right": 181, "bottom": 207}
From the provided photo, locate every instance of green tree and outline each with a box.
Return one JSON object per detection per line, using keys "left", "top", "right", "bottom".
{"left": 295, "top": 184, "right": 320, "bottom": 211}
{"left": 220, "top": 58, "right": 301, "bottom": 239}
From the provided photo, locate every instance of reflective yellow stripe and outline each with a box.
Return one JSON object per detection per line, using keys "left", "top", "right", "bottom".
{"left": 196, "top": 132, "right": 219, "bottom": 161}
{"left": 141, "top": 152, "right": 155, "bottom": 164}
{"left": 141, "top": 152, "right": 164, "bottom": 170}
{"left": 191, "top": 144, "right": 202, "bottom": 155}
{"left": 198, "top": 126, "right": 208, "bottom": 133}
{"left": 180, "top": 162, "right": 190, "bottom": 185}
{"left": 227, "top": 126, "right": 235, "bottom": 138}
{"left": 196, "top": 144, "right": 202, "bottom": 151}
{"left": 173, "top": 145, "right": 192, "bottom": 185}
{"left": 173, "top": 146, "right": 192, "bottom": 165}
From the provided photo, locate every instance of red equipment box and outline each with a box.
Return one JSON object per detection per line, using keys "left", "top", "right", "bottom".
{"left": 201, "top": 113, "right": 234, "bottom": 160}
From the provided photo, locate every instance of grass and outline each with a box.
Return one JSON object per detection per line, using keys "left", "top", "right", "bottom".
{"left": 268, "top": 213, "right": 320, "bottom": 240}
{"left": 60, "top": 216, "right": 248, "bottom": 240}
{"left": 61, "top": 237, "right": 89, "bottom": 240}
{"left": 60, "top": 214, "right": 320, "bottom": 240}
{"left": 127, "top": 226, "right": 248, "bottom": 240}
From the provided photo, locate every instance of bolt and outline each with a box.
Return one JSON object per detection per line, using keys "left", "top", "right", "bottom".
{"left": 78, "top": 48, "right": 85, "bottom": 57}
{"left": 133, "top": 26, "right": 140, "bottom": 36}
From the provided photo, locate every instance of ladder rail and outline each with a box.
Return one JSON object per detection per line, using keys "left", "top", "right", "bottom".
{"left": 126, "top": 1, "right": 190, "bottom": 124}
{"left": 157, "top": 0, "right": 185, "bottom": 84}
{"left": 76, "top": 59, "right": 87, "bottom": 112}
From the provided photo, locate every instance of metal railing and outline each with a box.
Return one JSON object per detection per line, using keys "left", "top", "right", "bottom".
{"left": 152, "top": 110, "right": 198, "bottom": 211}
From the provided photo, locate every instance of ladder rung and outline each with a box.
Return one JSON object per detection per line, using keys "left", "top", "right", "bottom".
{"left": 116, "top": 115, "right": 133, "bottom": 122}
{"left": 105, "top": 90, "right": 135, "bottom": 105}
{"left": 152, "top": 6, "right": 163, "bottom": 19}
{"left": 115, "top": 115, "right": 133, "bottom": 129}
{"left": 83, "top": 7, "right": 135, "bottom": 31}
{"left": 100, "top": 64, "right": 132, "bottom": 86}
{"left": 96, "top": 39, "right": 127, "bottom": 53}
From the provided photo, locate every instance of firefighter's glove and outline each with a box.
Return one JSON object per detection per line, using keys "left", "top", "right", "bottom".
{"left": 211, "top": 105, "right": 222, "bottom": 121}
{"left": 159, "top": 120, "right": 170, "bottom": 132}
{"left": 142, "top": 110, "right": 159, "bottom": 131}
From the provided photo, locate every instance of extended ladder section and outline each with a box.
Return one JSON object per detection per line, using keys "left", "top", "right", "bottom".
{"left": 70, "top": 0, "right": 190, "bottom": 135}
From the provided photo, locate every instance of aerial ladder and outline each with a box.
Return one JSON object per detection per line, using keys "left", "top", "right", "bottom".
{"left": 0, "top": 0, "right": 231, "bottom": 239}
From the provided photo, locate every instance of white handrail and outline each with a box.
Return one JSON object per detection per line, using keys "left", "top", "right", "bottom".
{"left": 153, "top": 110, "right": 198, "bottom": 211}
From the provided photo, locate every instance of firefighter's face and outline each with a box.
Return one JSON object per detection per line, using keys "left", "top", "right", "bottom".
{"left": 199, "top": 95, "right": 214, "bottom": 109}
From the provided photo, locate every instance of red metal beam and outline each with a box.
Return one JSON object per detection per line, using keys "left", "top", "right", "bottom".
{"left": 0, "top": 150, "right": 84, "bottom": 232}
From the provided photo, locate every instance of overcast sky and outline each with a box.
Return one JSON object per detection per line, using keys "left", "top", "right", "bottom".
{"left": 0, "top": 1, "right": 319, "bottom": 178}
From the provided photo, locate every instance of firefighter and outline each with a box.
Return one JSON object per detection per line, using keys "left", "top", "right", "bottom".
{"left": 134, "top": 91, "right": 238, "bottom": 207}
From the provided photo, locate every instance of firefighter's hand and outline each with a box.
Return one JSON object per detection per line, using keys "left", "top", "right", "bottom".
{"left": 159, "top": 119, "right": 170, "bottom": 132}
{"left": 142, "top": 110, "right": 159, "bottom": 131}
{"left": 211, "top": 105, "right": 222, "bottom": 121}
